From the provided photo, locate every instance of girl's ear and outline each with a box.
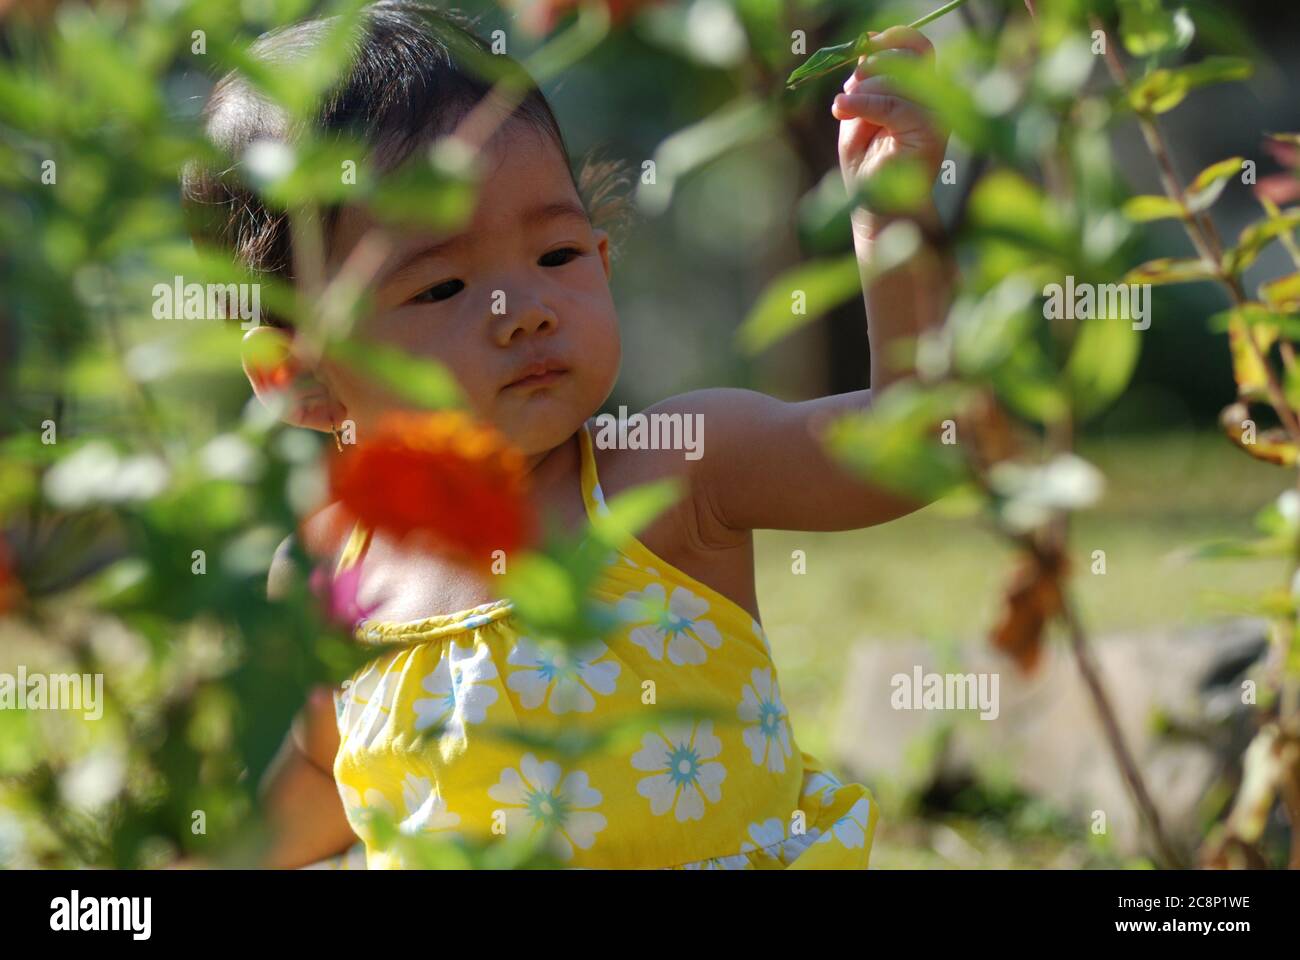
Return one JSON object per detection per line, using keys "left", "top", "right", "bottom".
{"left": 241, "top": 326, "right": 345, "bottom": 433}
{"left": 594, "top": 228, "right": 612, "bottom": 281}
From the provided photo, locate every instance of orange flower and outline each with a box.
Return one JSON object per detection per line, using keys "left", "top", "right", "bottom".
{"left": 329, "top": 410, "right": 536, "bottom": 564}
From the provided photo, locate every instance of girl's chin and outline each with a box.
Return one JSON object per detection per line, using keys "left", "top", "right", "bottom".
{"left": 499, "top": 406, "right": 593, "bottom": 454}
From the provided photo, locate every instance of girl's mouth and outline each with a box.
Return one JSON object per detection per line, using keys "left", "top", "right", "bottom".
{"left": 503, "top": 360, "right": 569, "bottom": 391}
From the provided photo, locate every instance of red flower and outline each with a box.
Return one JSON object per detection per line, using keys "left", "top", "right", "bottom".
{"left": 328, "top": 410, "right": 536, "bottom": 566}
{"left": 0, "top": 540, "right": 21, "bottom": 615}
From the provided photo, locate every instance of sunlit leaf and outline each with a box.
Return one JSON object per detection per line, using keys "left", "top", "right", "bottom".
{"left": 822, "top": 381, "right": 974, "bottom": 501}
{"left": 1220, "top": 401, "right": 1298, "bottom": 465}
{"left": 1186, "top": 156, "right": 1244, "bottom": 213}
{"left": 1122, "top": 194, "right": 1184, "bottom": 223}
{"left": 1259, "top": 272, "right": 1300, "bottom": 313}
{"left": 968, "top": 169, "right": 1071, "bottom": 257}
{"left": 1225, "top": 208, "right": 1300, "bottom": 275}
{"left": 1128, "top": 57, "right": 1252, "bottom": 115}
{"left": 736, "top": 221, "right": 920, "bottom": 354}
{"left": 735, "top": 254, "right": 861, "bottom": 355}
{"left": 327, "top": 339, "right": 464, "bottom": 409}
{"left": 636, "top": 98, "right": 775, "bottom": 216}
{"left": 1123, "top": 256, "right": 1216, "bottom": 285}
{"left": 1117, "top": 0, "right": 1195, "bottom": 57}
{"left": 1227, "top": 312, "right": 1277, "bottom": 400}
{"left": 1066, "top": 314, "right": 1141, "bottom": 419}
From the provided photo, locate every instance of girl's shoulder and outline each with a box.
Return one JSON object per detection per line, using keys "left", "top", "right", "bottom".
{"left": 268, "top": 500, "right": 355, "bottom": 601}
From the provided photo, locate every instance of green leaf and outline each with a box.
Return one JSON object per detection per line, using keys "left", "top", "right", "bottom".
{"left": 736, "top": 254, "right": 861, "bottom": 355}
{"left": 1186, "top": 156, "right": 1244, "bottom": 213}
{"left": 1122, "top": 194, "right": 1185, "bottom": 222}
{"left": 1225, "top": 209, "right": 1300, "bottom": 275}
{"left": 736, "top": 221, "right": 920, "bottom": 355}
{"left": 1227, "top": 313, "right": 1277, "bottom": 400}
{"left": 247, "top": 136, "right": 368, "bottom": 209}
{"left": 499, "top": 552, "right": 583, "bottom": 636}
{"left": 786, "top": 37, "right": 867, "bottom": 90}
{"left": 637, "top": 98, "right": 775, "bottom": 216}
{"left": 822, "top": 381, "right": 974, "bottom": 501}
{"left": 1123, "top": 256, "right": 1216, "bottom": 285}
{"left": 1209, "top": 303, "right": 1300, "bottom": 340}
{"left": 364, "top": 138, "right": 479, "bottom": 232}
{"left": 856, "top": 158, "right": 933, "bottom": 215}
{"left": 1117, "top": 0, "right": 1195, "bottom": 57}
{"left": 1128, "top": 57, "right": 1253, "bottom": 115}
{"left": 950, "top": 275, "right": 1039, "bottom": 378}
{"left": 1260, "top": 272, "right": 1300, "bottom": 313}
{"left": 328, "top": 339, "right": 464, "bottom": 409}
{"left": 784, "top": 0, "right": 969, "bottom": 90}
{"left": 1066, "top": 314, "right": 1142, "bottom": 419}
{"left": 588, "top": 479, "right": 683, "bottom": 552}
{"left": 968, "top": 170, "right": 1071, "bottom": 256}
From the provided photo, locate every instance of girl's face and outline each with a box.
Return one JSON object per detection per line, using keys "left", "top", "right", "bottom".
{"left": 323, "top": 121, "right": 621, "bottom": 458}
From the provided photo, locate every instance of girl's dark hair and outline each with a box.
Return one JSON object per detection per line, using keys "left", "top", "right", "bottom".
{"left": 182, "top": 1, "right": 632, "bottom": 326}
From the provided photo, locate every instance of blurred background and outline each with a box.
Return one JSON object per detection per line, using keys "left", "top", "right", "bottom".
{"left": 3, "top": 0, "right": 1300, "bottom": 868}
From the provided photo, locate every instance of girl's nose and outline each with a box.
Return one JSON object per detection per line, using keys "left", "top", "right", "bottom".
{"left": 491, "top": 291, "right": 557, "bottom": 346}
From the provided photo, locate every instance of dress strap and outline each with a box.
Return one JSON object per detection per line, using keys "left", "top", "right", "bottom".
{"left": 577, "top": 420, "right": 612, "bottom": 522}
{"left": 334, "top": 520, "right": 373, "bottom": 576}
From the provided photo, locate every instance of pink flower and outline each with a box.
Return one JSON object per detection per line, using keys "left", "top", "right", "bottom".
{"left": 309, "top": 561, "right": 381, "bottom": 629}
{"left": 1255, "top": 137, "right": 1300, "bottom": 205}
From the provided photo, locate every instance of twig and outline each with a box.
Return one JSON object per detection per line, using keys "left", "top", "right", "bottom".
{"left": 1060, "top": 590, "right": 1185, "bottom": 867}
{"left": 1091, "top": 17, "right": 1300, "bottom": 443}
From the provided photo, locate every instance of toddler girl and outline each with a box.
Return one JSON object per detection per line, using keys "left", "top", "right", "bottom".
{"left": 186, "top": 0, "right": 952, "bottom": 868}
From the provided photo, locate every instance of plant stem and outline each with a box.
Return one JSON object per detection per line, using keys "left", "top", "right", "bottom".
{"left": 910, "top": 0, "right": 968, "bottom": 31}
{"left": 786, "top": 0, "right": 970, "bottom": 88}
{"left": 1092, "top": 17, "right": 1300, "bottom": 444}
{"left": 1059, "top": 591, "right": 1185, "bottom": 868}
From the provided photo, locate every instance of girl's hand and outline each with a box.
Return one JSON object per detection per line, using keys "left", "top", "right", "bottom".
{"left": 831, "top": 26, "right": 948, "bottom": 224}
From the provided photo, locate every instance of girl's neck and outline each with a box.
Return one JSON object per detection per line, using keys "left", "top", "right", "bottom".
{"left": 524, "top": 426, "right": 583, "bottom": 505}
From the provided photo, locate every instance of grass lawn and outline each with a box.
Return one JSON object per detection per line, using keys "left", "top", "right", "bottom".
{"left": 753, "top": 432, "right": 1289, "bottom": 867}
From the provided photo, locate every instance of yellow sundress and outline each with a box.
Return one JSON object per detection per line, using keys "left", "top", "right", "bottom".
{"left": 323, "top": 421, "right": 879, "bottom": 869}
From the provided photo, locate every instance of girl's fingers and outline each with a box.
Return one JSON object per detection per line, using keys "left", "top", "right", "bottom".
{"left": 866, "top": 25, "right": 935, "bottom": 59}
{"left": 846, "top": 47, "right": 918, "bottom": 90}
{"left": 832, "top": 90, "right": 928, "bottom": 132}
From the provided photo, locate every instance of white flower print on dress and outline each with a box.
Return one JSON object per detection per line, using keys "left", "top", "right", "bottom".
{"left": 814, "top": 795, "right": 873, "bottom": 849}
{"left": 616, "top": 582, "right": 723, "bottom": 666}
{"left": 739, "top": 816, "right": 823, "bottom": 864}
{"left": 738, "top": 667, "right": 792, "bottom": 773}
{"left": 750, "top": 618, "right": 772, "bottom": 655}
{"left": 487, "top": 754, "right": 607, "bottom": 861}
{"left": 507, "top": 637, "right": 620, "bottom": 714}
{"left": 802, "top": 769, "right": 844, "bottom": 808}
{"left": 631, "top": 720, "right": 726, "bottom": 821}
{"left": 339, "top": 663, "right": 400, "bottom": 753}
{"left": 680, "top": 853, "right": 751, "bottom": 870}
{"left": 338, "top": 783, "right": 395, "bottom": 839}
{"left": 412, "top": 640, "right": 499, "bottom": 739}
{"left": 399, "top": 773, "right": 461, "bottom": 835}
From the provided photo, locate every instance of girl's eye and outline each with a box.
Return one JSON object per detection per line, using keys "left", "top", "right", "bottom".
{"left": 539, "top": 247, "right": 581, "bottom": 268}
{"left": 410, "top": 279, "right": 464, "bottom": 304}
